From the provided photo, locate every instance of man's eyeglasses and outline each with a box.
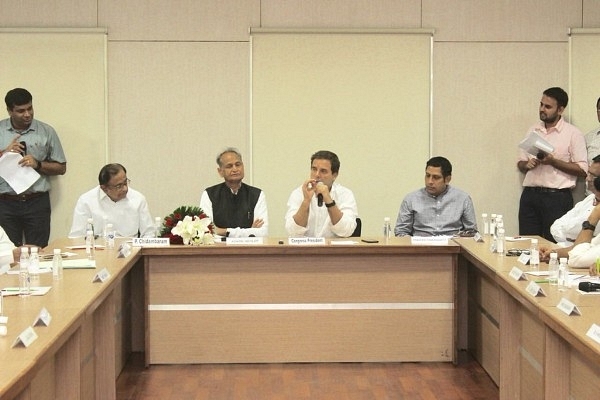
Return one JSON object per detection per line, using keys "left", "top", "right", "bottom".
{"left": 106, "top": 178, "right": 130, "bottom": 191}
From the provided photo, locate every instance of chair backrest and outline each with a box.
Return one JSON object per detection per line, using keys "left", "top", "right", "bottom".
{"left": 351, "top": 217, "right": 362, "bottom": 237}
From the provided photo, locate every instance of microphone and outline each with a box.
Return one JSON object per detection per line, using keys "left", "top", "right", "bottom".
{"left": 578, "top": 281, "right": 600, "bottom": 292}
{"left": 316, "top": 182, "right": 324, "bottom": 207}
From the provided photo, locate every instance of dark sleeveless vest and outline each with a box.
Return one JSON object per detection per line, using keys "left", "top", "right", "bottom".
{"left": 205, "top": 183, "right": 261, "bottom": 229}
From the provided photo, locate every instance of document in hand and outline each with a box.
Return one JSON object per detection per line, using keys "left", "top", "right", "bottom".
{"left": 518, "top": 131, "right": 554, "bottom": 156}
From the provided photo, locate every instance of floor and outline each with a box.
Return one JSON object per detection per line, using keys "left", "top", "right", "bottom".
{"left": 116, "top": 353, "right": 499, "bottom": 400}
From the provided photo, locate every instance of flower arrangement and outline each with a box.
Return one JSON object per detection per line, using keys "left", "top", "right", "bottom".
{"left": 159, "top": 206, "right": 215, "bottom": 245}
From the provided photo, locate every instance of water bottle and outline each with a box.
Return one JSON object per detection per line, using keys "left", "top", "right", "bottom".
{"left": 481, "top": 213, "right": 489, "bottom": 235}
{"left": 106, "top": 223, "right": 115, "bottom": 250}
{"left": 496, "top": 227, "right": 505, "bottom": 255}
{"left": 548, "top": 252, "right": 558, "bottom": 286}
{"left": 29, "top": 247, "right": 40, "bottom": 285}
{"left": 530, "top": 239, "right": 539, "bottom": 271}
{"left": 86, "top": 217, "right": 95, "bottom": 235}
{"left": 154, "top": 216, "right": 162, "bottom": 238}
{"left": 383, "top": 217, "right": 391, "bottom": 244}
{"left": 558, "top": 257, "right": 569, "bottom": 291}
{"left": 19, "top": 247, "right": 30, "bottom": 296}
{"left": 101, "top": 215, "right": 109, "bottom": 245}
{"left": 86, "top": 229, "right": 96, "bottom": 262}
{"left": 52, "top": 248, "right": 63, "bottom": 281}
{"left": 490, "top": 214, "right": 497, "bottom": 236}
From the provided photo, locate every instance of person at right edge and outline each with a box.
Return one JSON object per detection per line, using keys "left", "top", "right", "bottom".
{"left": 517, "top": 87, "right": 587, "bottom": 242}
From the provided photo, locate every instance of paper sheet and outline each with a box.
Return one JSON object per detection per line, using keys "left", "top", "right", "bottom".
{"left": 0, "top": 151, "right": 40, "bottom": 194}
{"left": 518, "top": 131, "right": 554, "bottom": 156}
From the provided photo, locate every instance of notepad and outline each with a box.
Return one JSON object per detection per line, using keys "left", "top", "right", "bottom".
{"left": 518, "top": 131, "right": 554, "bottom": 156}
{"left": 39, "top": 259, "right": 96, "bottom": 269}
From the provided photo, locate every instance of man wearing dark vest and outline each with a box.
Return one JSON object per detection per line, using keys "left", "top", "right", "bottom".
{"left": 200, "top": 148, "right": 268, "bottom": 237}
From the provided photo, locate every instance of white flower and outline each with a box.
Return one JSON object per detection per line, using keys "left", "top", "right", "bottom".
{"left": 171, "top": 215, "right": 214, "bottom": 246}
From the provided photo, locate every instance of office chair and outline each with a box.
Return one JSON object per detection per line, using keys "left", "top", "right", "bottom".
{"left": 351, "top": 218, "right": 362, "bottom": 237}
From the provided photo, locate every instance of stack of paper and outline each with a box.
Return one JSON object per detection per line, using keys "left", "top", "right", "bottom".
{"left": 519, "top": 131, "right": 554, "bottom": 156}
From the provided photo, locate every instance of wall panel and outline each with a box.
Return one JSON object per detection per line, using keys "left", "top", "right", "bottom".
{"left": 0, "top": 28, "right": 106, "bottom": 242}
{"left": 251, "top": 30, "right": 432, "bottom": 237}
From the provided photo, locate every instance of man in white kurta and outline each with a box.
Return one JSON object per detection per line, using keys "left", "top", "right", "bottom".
{"left": 68, "top": 163, "right": 154, "bottom": 238}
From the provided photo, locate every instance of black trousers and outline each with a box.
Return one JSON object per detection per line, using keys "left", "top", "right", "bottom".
{"left": 518, "top": 188, "right": 573, "bottom": 243}
{"left": 0, "top": 192, "right": 51, "bottom": 247}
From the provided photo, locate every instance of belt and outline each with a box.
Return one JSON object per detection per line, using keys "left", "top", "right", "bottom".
{"left": 524, "top": 186, "right": 571, "bottom": 193}
{"left": 0, "top": 192, "right": 47, "bottom": 202}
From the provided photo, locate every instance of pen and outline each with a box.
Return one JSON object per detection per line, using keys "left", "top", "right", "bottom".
{"left": 535, "top": 279, "right": 549, "bottom": 283}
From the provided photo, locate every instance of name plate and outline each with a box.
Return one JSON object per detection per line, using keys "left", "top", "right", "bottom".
{"left": 226, "top": 237, "right": 264, "bottom": 245}
{"left": 92, "top": 268, "right": 111, "bottom": 283}
{"left": 33, "top": 307, "right": 52, "bottom": 327}
{"left": 118, "top": 243, "right": 132, "bottom": 258}
{"left": 517, "top": 253, "right": 531, "bottom": 265}
{"left": 410, "top": 236, "right": 449, "bottom": 246}
{"left": 586, "top": 323, "right": 600, "bottom": 344}
{"left": 509, "top": 266, "right": 527, "bottom": 281}
{"left": 557, "top": 297, "right": 581, "bottom": 316}
{"left": 526, "top": 281, "right": 546, "bottom": 297}
{"left": 132, "top": 237, "right": 170, "bottom": 247}
{"left": 12, "top": 326, "right": 38, "bottom": 348}
{"left": 0, "top": 315, "right": 8, "bottom": 336}
{"left": 288, "top": 237, "right": 326, "bottom": 245}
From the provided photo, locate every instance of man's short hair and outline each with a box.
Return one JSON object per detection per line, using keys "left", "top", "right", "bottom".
{"left": 426, "top": 156, "right": 452, "bottom": 178}
{"left": 5, "top": 88, "right": 32, "bottom": 110}
{"left": 216, "top": 147, "right": 242, "bottom": 167}
{"left": 98, "top": 163, "right": 126, "bottom": 185}
{"left": 311, "top": 150, "right": 340, "bottom": 174}
{"left": 543, "top": 87, "right": 569, "bottom": 109}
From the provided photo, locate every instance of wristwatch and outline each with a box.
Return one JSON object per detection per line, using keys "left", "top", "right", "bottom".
{"left": 582, "top": 221, "right": 596, "bottom": 231}
{"left": 325, "top": 200, "right": 336, "bottom": 208}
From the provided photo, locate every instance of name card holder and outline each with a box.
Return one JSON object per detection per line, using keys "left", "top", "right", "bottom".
{"left": 288, "top": 237, "right": 326, "bottom": 245}
{"left": 0, "top": 315, "right": 7, "bottom": 337}
{"left": 226, "top": 237, "right": 264, "bottom": 245}
{"left": 410, "top": 236, "right": 449, "bottom": 246}
{"left": 517, "top": 253, "right": 531, "bottom": 266}
{"left": 92, "top": 268, "right": 111, "bottom": 283}
{"left": 32, "top": 307, "right": 52, "bottom": 327}
{"left": 132, "top": 237, "right": 170, "bottom": 247}
{"left": 509, "top": 266, "right": 527, "bottom": 281}
{"left": 557, "top": 297, "right": 581, "bottom": 316}
{"left": 473, "top": 232, "right": 484, "bottom": 243}
{"left": 118, "top": 243, "right": 132, "bottom": 258}
{"left": 12, "top": 326, "right": 38, "bottom": 348}
{"left": 586, "top": 323, "right": 600, "bottom": 344}
{"left": 526, "top": 281, "right": 546, "bottom": 297}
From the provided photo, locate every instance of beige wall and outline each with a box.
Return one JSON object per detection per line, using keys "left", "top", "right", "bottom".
{"left": 1, "top": 0, "right": 600, "bottom": 239}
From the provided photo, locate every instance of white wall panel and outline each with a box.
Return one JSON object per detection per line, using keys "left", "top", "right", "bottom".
{"left": 0, "top": 29, "right": 106, "bottom": 241}
{"left": 433, "top": 42, "right": 569, "bottom": 236}
{"left": 252, "top": 30, "right": 432, "bottom": 237}
{"left": 98, "top": 0, "right": 260, "bottom": 41}
{"left": 423, "top": 0, "right": 582, "bottom": 42}
{"left": 107, "top": 41, "right": 250, "bottom": 222}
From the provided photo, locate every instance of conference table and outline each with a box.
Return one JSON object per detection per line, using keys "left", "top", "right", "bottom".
{"left": 143, "top": 237, "right": 459, "bottom": 364}
{"left": 3, "top": 234, "right": 600, "bottom": 399}
{"left": 0, "top": 238, "right": 143, "bottom": 400}
{"left": 457, "top": 236, "right": 600, "bottom": 400}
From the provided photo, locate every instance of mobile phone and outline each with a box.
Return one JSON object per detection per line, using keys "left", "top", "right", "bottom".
{"left": 19, "top": 141, "right": 27, "bottom": 155}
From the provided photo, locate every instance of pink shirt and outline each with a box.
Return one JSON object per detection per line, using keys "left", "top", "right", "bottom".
{"left": 519, "top": 118, "right": 587, "bottom": 189}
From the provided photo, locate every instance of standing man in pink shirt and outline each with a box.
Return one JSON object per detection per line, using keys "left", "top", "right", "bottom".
{"left": 517, "top": 87, "right": 588, "bottom": 242}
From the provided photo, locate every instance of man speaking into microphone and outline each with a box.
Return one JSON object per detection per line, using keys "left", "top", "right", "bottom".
{"left": 285, "top": 150, "right": 358, "bottom": 238}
